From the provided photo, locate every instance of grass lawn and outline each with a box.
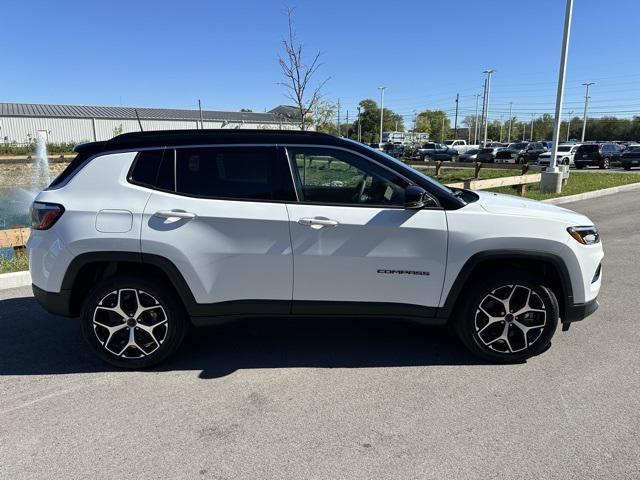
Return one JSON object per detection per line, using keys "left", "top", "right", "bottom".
{"left": 0, "top": 252, "right": 29, "bottom": 274}
{"left": 487, "top": 171, "right": 640, "bottom": 200}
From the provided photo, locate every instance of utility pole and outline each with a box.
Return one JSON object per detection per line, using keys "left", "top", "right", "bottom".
{"left": 473, "top": 93, "right": 480, "bottom": 145}
{"left": 542, "top": 0, "right": 574, "bottom": 194}
{"left": 337, "top": 99, "right": 341, "bottom": 137}
{"left": 567, "top": 110, "right": 573, "bottom": 141}
{"left": 395, "top": 119, "right": 398, "bottom": 132}
{"left": 499, "top": 115, "right": 504, "bottom": 143}
{"left": 479, "top": 79, "right": 487, "bottom": 146}
{"left": 482, "top": 69, "right": 495, "bottom": 147}
{"left": 441, "top": 115, "right": 446, "bottom": 142}
{"left": 523, "top": 122, "right": 526, "bottom": 141}
{"left": 581, "top": 82, "right": 595, "bottom": 142}
{"left": 530, "top": 114, "right": 534, "bottom": 141}
{"left": 346, "top": 110, "right": 349, "bottom": 138}
{"left": 507, "top": 102, "right": 513, "bottom": 143}
{"left": 357, "top": 106, "right": 362, "bottom": 142}
{"left": 454, "top": 93, "right": 459, "bottom": 139}
{"left": 198, "top": 99, "right": 204, "bottom": 129}
{"left": 378, "top": 86, "right": 386, "bottom": 144}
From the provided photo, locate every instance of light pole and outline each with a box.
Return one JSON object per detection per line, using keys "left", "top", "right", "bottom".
{"left": 499, "top": 115, "right": 503, "bottom": 143}
{"left": 479, "top": 79, "right": 487, "bottom": 146}
{"left": 482, "top": 69, "right": 495, "bottom": 147}
{"left": 567, "top": 110, "right": 573, "bottom": 141}
{"left": 530, "top": 114, "right": 534, "bottom": 141}
{"left": 581, "top": 82, "right": 594, "bottom": 142}
{"left": 541, "top": 0, "right": 574, "bottom": 194}
{"left": 507, "top": 102, "right": 513, "bottom": 143}
{"left": 473, "top": 93, "right": 480, "bottom": 145}
{"left": 357, "top": 106, "right": 362, "bottom": 142}
{"left": 378, "top": 86, "right": 386, "bottom": 144}
{"left": 454, "top": 93, "right": 459, "bottom": 139}
{"left": 441, "top": 115, "right": 446, "bottom": 142}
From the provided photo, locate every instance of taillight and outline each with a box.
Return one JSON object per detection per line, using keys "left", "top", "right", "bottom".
{"left": 30, "top": 202, "right": 65, "bottom": 230}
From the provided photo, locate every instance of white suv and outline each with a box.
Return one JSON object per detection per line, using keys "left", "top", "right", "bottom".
{"left": 29, "top": 130, "right": 603, "bottom": 368}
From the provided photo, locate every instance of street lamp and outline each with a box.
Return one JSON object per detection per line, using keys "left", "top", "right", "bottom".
{"left": 378, "top": 86, "right": 386, "bottom": 144}
{"left": 482, "top": 69, "right": 495, "bottom": 147}
{"left": 541, "top": 0, "right": 574, "bottom": 194}
{"left": 581, "top": 82, "right": 595, "bottom": 142}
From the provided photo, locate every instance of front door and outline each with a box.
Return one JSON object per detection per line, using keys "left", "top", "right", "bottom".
{"left": 285, "top": 146, "right": 448, "bottom": 315}
{"left": 141, "top": 146, "right": 296, "bottom": 310}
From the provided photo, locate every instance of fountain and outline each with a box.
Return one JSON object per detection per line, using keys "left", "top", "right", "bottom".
{"left": 33, "top": 135, "right": 51, "bottom": 186}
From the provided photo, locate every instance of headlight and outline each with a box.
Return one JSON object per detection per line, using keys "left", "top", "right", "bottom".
{"left": 567, "top": 226, "right": 600, "bottom": 245}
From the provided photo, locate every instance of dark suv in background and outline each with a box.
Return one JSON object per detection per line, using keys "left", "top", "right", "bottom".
{"left": 495, "top": 142, "right": 546, "bottom": 164}
{"left": 574, "top": 143, "right": 622, "bottom": 169}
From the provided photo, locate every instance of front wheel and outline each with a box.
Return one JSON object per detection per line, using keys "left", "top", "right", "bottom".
{"left": 81, "top": 276, "right": 188, "bottom": 369}
{"left": 423, "top": 155, "right": 431, "bottom": 162}
{"left": 518, "top": 156, "right": 525, "bottom": 164}
{"left": 600, "top": 158, "right": 610, "bottom": 169}
{"left": 454, "top": 270, "right": 559, "bottom": 363}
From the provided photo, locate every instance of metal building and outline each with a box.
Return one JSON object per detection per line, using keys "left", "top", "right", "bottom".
{"left": 0, "top": 103, "right": 302, "bottom": 145}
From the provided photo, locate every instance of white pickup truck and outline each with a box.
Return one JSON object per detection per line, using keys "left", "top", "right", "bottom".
{"left": 443, "top": 139, "right": 479, "bottom": 154}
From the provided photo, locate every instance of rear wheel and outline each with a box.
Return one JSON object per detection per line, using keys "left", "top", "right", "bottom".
{"left": 600, "top": 158, "right": 610, "bottom": 169}
{"left": 624, "top": 165, "right": 631, "bottom": 170}
{"left": 518, "top": 156, "right": 525, "bottom": 164}
{"left": 454, "top": 270, "right": 559, "bottom": 363}
{"left": 575, "top": 163, "right": 585, "bottom": 169}
{"left": 423, "top": 155, "right": 431, "bottom": 162}
{"left": 81, "top": 276, "right": 188, "bottom": 369}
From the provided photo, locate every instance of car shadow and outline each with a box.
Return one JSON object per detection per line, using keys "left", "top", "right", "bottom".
{"left": 0, "top": 295, "right": 490, "bottom": 379}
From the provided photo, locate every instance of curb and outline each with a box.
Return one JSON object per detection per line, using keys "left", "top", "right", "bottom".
{"left": 0, "top": 271, "right": 32, "bottom": 290}
{"left": 542, "top": 181, "right": 640, "bottom": 205}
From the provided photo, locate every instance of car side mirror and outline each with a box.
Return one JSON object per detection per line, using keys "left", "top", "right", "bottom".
{"left": 404, "top": 185, "right": 428, "bottom": 209}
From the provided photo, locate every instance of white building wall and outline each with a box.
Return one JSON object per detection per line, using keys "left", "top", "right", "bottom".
{"left": 0, "top": 116, "right": 302, "bottom": 145}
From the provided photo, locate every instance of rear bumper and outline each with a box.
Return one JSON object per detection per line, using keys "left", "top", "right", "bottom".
{"left": 32, "top": 284, "right": 73, "bottom": 317}
{"left": 563, "top": 297, "right": 599, "bottom": 324}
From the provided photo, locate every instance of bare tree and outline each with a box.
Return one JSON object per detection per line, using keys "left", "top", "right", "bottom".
{"left": 278, "top": 7, "right": 329, "bottom": 130}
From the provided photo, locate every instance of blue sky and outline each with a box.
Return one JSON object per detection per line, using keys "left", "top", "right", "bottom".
{"left": 2, "top": 0, "right": 639, "bottom": 123}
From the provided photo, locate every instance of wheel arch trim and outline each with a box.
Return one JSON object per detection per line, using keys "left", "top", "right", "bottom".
{"left": 437, "top": 250, "right": 573, "bottom": 320}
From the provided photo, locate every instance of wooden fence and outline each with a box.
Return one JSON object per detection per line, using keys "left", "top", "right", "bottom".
{"left": 1, "top": 162, "right": 540, "bottom": 250}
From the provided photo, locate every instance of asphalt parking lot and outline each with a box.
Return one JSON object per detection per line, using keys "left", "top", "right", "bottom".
{"left": 1, "top": 191, "right": 639, "bottom": 480}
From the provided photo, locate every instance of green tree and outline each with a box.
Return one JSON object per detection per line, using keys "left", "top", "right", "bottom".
{"left": 354, "top": 99, "right": 404, "bottom": 143}
{"left": 313, "top": 101, "right": 338, "bottom": 135}
{"left": 415, "top": 110, "right": 450, "bottom": 141}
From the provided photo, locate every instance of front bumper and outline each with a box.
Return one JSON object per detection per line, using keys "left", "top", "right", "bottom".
{"left": 32, "top": 284, "right": 73, "bottom": 317}
{"left": 563, "top": 297, "right": 599, "bottom": 324}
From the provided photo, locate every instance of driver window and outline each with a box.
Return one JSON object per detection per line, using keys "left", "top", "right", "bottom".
{"left": 288, "top": 147, "right": 408, "bottom": 206}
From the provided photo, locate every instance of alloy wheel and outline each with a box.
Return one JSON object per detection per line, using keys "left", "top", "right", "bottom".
{"left": 474, "top": 284, "right": 547, "bottom": 354}
{"left": 92, "top": 289, "right": 169, "bottom": 358}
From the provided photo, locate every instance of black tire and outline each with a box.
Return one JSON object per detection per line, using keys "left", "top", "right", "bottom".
{"left": 600, "top": 158, "right": 610, "bottom": 169}
{"left": 423, "top": 155, "right": 431, "bottom": 162}
{"left": 80, "top": 275, "right": 188, "bottom": 369}
{"left": 623, "top": 165, "right": 631, "bottom": 170}
{"left": 518, "top": 156, "right": 525, "bottom": 164}
{"left": 453, "top": 269, "right": 559, "bottom": 363}
{"left": 575, "top": 163, "right": 585, "bottom": 169}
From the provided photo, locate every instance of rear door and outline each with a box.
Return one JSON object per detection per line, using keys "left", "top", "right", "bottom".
{"left": 284, "top": 146, "right": 448, "bottom": 315}
{"left": 141, "top": 145, "right": 296, "bottom": 310}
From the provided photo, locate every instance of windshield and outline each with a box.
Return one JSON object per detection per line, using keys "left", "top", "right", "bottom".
{"left": 509, "top": 143, "right": 528, "bottom": 150}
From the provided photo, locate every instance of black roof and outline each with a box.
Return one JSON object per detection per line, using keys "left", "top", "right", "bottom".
{"left": 75, "top": 129, "right": 340, "bottom": 154}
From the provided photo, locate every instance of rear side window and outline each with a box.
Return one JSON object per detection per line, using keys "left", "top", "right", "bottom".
{"left": 174, "top": 147, "right": 295, "bottom": 201}
{"left": 130, "top": 149, "right": 165, "bottom": 187}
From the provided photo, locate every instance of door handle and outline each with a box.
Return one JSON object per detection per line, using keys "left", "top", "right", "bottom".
{"left": 155, "top": 210, "right": 197, "bottom": 219}
{"left": 298, "top": 217, "right": 339, "bottom": 228}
